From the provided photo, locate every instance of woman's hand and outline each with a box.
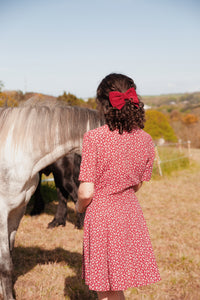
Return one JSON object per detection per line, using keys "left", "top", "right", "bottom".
{"left": 75, "top": 201, "right": 85, "bottom": 213}
{"left": 76, "top": 182, "right": 94, "bottom": 213}
{"left": 133, "top": 182, "right": 143, "bottom": 193}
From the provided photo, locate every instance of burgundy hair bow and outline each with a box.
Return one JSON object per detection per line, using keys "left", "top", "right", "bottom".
{"left": 109, "top": 87, "right": 139, "bottom": 110}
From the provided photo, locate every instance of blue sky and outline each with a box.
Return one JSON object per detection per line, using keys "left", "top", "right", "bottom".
{"left": 1, "top": 0, "right": 200, "bottom": 98}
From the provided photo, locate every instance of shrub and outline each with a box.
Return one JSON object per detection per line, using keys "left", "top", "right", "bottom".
{"left": 144, "top": 110, "right": 177, "bottom": 142}
{"left": 57, "top": 92, "right": 86, "bottom": 107}
{"left": 0, "top": 92, "right": 18, "bottom": 107}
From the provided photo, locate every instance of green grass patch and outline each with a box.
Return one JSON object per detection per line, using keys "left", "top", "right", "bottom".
{"left": 40, "top": 181, "right": 57, "bottom": 203}
{"left": 152, "top": 146, "right": 190, "bottom": 178}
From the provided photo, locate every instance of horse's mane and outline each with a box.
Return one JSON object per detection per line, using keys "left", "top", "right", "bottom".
{"left": 20, "top": 96, "right": 61, "bottom": 107}
{"left": 0, "top": 103, "right": 104, "bottom": 162}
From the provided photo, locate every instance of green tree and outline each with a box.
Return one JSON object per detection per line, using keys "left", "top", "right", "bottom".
{"left": 144, "top": 110, "right": 177, "bottom": 142}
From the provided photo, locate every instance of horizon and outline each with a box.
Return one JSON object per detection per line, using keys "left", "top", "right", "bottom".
{"left": 3, "top": 88, "right": 199, "bottom": 100}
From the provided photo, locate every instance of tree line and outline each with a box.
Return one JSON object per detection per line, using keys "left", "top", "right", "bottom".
{"left": 0, "top": 82, "right": 199, "bottom": 147}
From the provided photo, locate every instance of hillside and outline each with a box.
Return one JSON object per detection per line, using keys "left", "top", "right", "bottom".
{"left": 1, "top": 90, "right": 200, "bottom": 112}
{"left": 142, "top": 92, "right": 200, "bottom": 148}
{"left": 1, "top": 90, "right": 200, "bottom": 148}
{"left": 142, "top": 91, "right": 200, "bottom": 108}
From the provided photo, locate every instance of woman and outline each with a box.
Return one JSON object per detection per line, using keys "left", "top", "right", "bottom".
{"left": 76, "top": 73, "right": 161, "bottom": 300}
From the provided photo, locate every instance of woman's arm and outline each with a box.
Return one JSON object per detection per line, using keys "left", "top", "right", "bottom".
{"left": 75, "top": 182, "right": 94, "bottom": 213}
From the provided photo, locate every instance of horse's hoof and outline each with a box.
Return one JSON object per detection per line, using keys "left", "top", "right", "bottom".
{"left": 75, "top": 221, "right": 83, "bottom": 229}
{"left": 47, "top": 218, "right": 66, "bottom": 229}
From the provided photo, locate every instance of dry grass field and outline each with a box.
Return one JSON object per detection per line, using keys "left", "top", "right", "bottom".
{"left": 11, "top": 149, "right": 200, "bottom": 300}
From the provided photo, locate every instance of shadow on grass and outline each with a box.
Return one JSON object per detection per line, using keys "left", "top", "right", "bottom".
{"left": 64, "top": 276, "right": 97, "bottom": 300}
{"left": 27, "top": 200, "right": 78, "bottom": 228}
{"left": 12, "top": 246, "right": 97, "bottom": 300}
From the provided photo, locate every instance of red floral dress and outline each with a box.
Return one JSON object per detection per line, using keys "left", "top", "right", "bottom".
{"left": 79, "top": 125, "right": 161, "bottom": 291}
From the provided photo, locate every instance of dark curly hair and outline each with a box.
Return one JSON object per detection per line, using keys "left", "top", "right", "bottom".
{"left": 96, "top": 73, "right": 145, "bottom": 134}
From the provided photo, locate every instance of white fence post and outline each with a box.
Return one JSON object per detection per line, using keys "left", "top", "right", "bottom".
{"left": 187, "top": 140, "right": 191, "bottom": 162}
{"left": 155, "top": 146, "right": 162, "bottom": 176}
{"left": 178, "top": 139, "right": 182, "bottom": 153}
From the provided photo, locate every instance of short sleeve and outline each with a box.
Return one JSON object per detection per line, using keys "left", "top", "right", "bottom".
{"left": 79, "top": 132, "right": 97, "bottom": 182}
{"left": 141, "top": 136, "right": 155, "bottom": 182}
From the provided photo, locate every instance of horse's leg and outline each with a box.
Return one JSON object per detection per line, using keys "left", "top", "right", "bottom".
{"left": 8, "top": 205, "right": 26, "bottom": 252}
{"left": 71, "top": 153, "right": 85, "bottom": 229}
{"left": 30, "top": 172, "right": 45, "bottom": 215}
{"left": 47, "top": 154, "right": 84, "bottom": 229}
{"left": 47, "top": 186, "right": 68, "bottom": 228}
{"left": 47, "top": 158, "right": 70, "bottom": 228}
{"left": 66, "top": 181, "right": 85, "bottom": 229}
{"left": 48, "top": 182, "right": 84, "bottom": 229}
{"left": 0, "top": 212, "right": 15, "bottom": 300}
{"left": 60, "top": 153, "right": 84, "bottom": 229}
{"left": 2, "top": 205, "right": 26, "bottom": 300}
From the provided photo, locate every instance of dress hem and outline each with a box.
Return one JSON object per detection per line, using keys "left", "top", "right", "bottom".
{"left": 84, "top": 277, "right": 161, "bottom": 292}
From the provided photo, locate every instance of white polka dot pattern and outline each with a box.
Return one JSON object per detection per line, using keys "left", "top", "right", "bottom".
{"left": 79, "top": 125, "right": 161, "bottom": 291}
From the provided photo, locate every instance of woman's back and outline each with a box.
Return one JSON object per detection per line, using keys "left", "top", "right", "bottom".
{"left": 80, "top": 124, "right": 155, "bottom": 195}
{"left": 76, "top": 73, "right": 161, "bottom": 296}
